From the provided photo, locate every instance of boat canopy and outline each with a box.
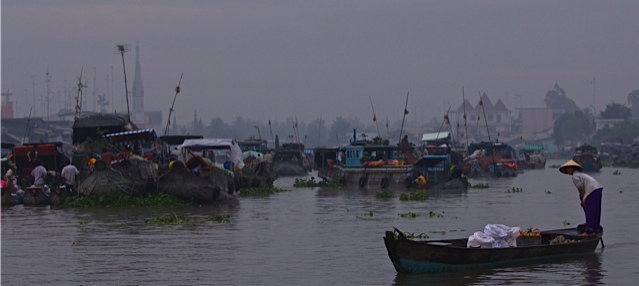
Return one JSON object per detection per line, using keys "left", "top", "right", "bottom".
{"left": 104, "top": 129, "right": 157, "bottom": 144}
{"left": 421, "top": 132, "right": 450, "bottom": 143}
{"left": 180, "top": 138, "right": 234, "bottom": 150}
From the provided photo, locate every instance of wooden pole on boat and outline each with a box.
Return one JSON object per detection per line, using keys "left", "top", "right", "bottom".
{"left": 398, "top": 91, "right": 409, "bottom": 144}
{"left": 163, "top": 73, "right": 183, "bottom": 136}
{"left": 462, "top": 87, "right": 469, "bottom": 148}
{"left": 317, "top": 114, "right": 322, "bottom": 147}
{"left": 114, "top": 44, "right": 131, "bottom": 118}
{"left": 479, "top": 91, "right": 496, "bottom": 166}
{"left": 369, "top": 96, "right": 380, "bottom": 137}
{"left": 74, "top": 67, "right": 85, "bottom": 121}
{"left": 22, "top": 107, "right": 33, "bottom": 145}
{"left": 268, "top": 119, "right": 274, "bottom": 147}
{"left": 479, "top": 92, "right": 492, "bottom": 143}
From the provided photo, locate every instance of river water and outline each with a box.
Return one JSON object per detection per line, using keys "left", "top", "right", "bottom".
{"left": 2, "top": 159, "right": 638, "bottom": 285}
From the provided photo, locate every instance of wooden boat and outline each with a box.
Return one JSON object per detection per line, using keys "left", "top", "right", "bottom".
{"left": 572, "top": 144, "right": 602, "bottom": 172}
{"left": 1, "top": 182, "right": 23, "bottom": 205}
{"left": 271, "top": 143, "right": 310, "bottom": 176}
{"left": 408, "top": 154, "right": 468, "bottom": 191}
{"left": 517, "top": 144, "right": 546, "bottom": 169}
{"left": 174, "top": 138, "right": 243, "bottom": 196}
{"left": 317, "top": 142, "right": 412, "bottom": 188}
{"left": 49, "top": 186, "right": 69, "bottom": 206}
{"left": 157, "top": 161, "right": 228, "bottom": 203}
{"left": 383, "top": 227, "right": 603, "bottom": 274}
{"left": 78, "top": 160, "right": 148, "bottom": 197}
{"left": 23, "top": 186, "right": 50, "bottom": 206}
{"left": 463, "top": 142, "right": 519, "bottom": 178}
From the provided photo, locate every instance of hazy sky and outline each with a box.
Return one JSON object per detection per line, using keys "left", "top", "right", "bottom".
{"left": 2, "top": 0, "right": 638, "bottom": 126}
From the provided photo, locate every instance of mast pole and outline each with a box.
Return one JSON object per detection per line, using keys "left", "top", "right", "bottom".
{"left": 163, "top": 73, "right": 183, "bottom": 136}
{"left": 398, "top": 91, "right": 409, "bottom": 143}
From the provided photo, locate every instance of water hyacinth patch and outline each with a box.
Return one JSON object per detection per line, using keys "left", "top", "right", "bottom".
{"left": 375, "top": 190, "right": 394, "bottom": 200}
{"left": 208, "top": 214, "right": 231, "bottom": 223}
{"left": 399, "top": 190, "right": 429, "bottom": 201}
{"left": 470, "top": 183, "right": 490, "bottom": 189}
{"left": 145, "top": 213, "right": 190, "bottom": 225}
{"left": 239, "top": 185, "right": 287, "bottom": 196}
{"left": 398, "top": 212, "right": 420, "bottom": 218}
{"left": 506, "top": 187, "right": 523, "bottom": 193}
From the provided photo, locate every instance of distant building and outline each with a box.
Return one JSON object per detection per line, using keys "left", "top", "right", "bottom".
{"left": 1, "top": 91, "right": 14, "bottom": 119}
{"left": 129, "top": 43, "right": 163, "bottom": 131}
{"left": 595, "top": 118, "right": 624, "bottom": 131}
{"left": 516, "top": 108, "right": 554, "bottom": 140}
{"left": 451, "top": 93, "right": 512, "bottom": 141}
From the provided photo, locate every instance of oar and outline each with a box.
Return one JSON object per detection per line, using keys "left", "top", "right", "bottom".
{"left": 600, "top": 237, "right": 605, "bottom": 248}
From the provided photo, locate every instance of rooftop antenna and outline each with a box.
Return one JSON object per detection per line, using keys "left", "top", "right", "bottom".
{"left": 114, "top": 44, "right": 131, "bottom": 117}
{"left": 164, "top": 73, "right": 183, "bottom": 136}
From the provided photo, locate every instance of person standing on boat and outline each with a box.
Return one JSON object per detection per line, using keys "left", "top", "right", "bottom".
{"left": 61, "top": 159, "right": 80, "bottom": 196}
{"left": 30, "top": 160, "right": 47, "bottom": 187}
{"left": 559, "top": 160, "right": 603, "bottom": 235}
{"left": 27, "top": 145, "right": 39, "bottom": 166}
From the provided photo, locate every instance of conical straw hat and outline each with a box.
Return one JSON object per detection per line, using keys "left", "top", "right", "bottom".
{"left": 559, "top": 160, "right": 582, "bottom": 174}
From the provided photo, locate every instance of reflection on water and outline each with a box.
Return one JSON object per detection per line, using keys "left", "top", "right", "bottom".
{"left": 1, "top": 163, "right": 638, "bottom": 284}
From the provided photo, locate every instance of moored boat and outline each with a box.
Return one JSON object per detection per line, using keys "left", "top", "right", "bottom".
{"left": 463, "top": 142, "right": 519, "bottom": 178}
{"left": 23, "top": 186, "right": 50, "bottom": 206}
{"left": 174, "top": 138, "right": 244, "bottom": 196}
{"left": 384, "top": 227, "right": 603, "bottom": 274}
{"left": 271, "top": 143, "right": 310, "bottom": 176}
{"left": 317, "top": 142, "right": 412, "bottom": 188}
{"left": 572, "top": 144, "right": 602, "bottom": 172}
{"left": 1, "top": 181, "right": 24, "bottom": 206}
{"left": 157, "top": 161, "right": 228, "bottom": 203}
{"left": 407, "top": 153, "right": 469, "bottom": 191}
{"left": 517, "top": 144, "right": 546, "bottom": 169}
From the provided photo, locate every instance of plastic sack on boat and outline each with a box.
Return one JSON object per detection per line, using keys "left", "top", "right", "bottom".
{"left": 467, "top": 231, "right": 494, "bottom": 248}
{"left": 484, "top": 224, "right": 520, "bottom": 248}
{"left": 231, "top": 142, "right": 245, "bottom": 169}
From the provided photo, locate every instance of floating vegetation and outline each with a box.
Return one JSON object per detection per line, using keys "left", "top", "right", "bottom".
{"left": 613, "top": 170, "right": 621, "bottom": 175}
{"left": 399, "top": 212, "right": 420, "bottom": 218}
{"left": 208, "top": 214, "right": 231, "bottom": 223}
{"left": 239, "top": 185, "right": 287, "bottom": 196}
{"left": 375, "top": 190, "right": 394, "bottom": 200}
{"left": 399, "top": 190, "right": 429, "bottom": 201}
{"left": 563, "top": 221, "right": 571, "bottom": 226}
{"left": 545, "top": 190, "right": 553, "bottom": 194}
{"left": 428, "top": 211, "right": 444, "bottom": 218}
{"left": 145, "top": 213, "right": 190, "bottom": 225}
{"left": 506, "top": 187, "right": 523, "bottom": 193}
{"left": 62, "top": 194, "right": 192, "bottom": 208}
{"left": 293, "top": 177, "right": 342, "bottom": 188}
{"left": 470, "top": 183, "right": 490, "bottom": 189}
{"left": 79, "top": 220, "right": 89, "bottom": 226}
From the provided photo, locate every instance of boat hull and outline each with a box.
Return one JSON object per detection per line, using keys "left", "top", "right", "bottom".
{"left": 384, "top": 227, "right": 602, "bottom": 274}
{"left": 319, "top": 165, "right": 412, "bottom": 188}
